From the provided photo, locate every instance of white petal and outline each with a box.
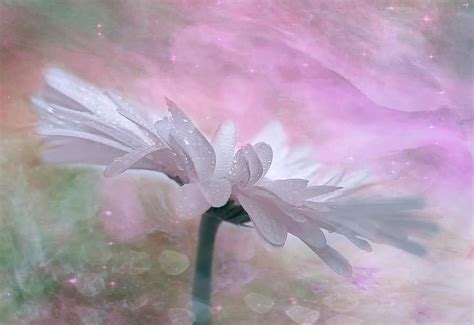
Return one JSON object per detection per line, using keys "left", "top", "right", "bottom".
{"left": 242, "top": 145, "right": 264, "bottom": 186}
{"left": 237, "top": 194, "right": 287, "bottom": 246}
{"left": 154, "top": 117, "right": 172, "bottom": 143}
{"left": 287, "top": 221, "right": 327, "bottom": 248}
{"left": 307, "top": 245, "right": 353, "bottom": 277}
{"left": 168, "top": 132, "right": 198, "bottom": 181}
{"left": 166, "top": 98, "right": 216, "bottom": 181}
{"left": 43, "top": 68, "right": 150, "bottom": 143}
{"left": 173, "top": 183, "right": 210, "bottom": 219}
{"left": 260, "top": 179, "right": 308, "bottom": 206}
{"left": 41, "top": 137, "right": 131, "bottom": 167}
{"left": 304, "top": 185, "right": 342, "bottom": 199}
{"left": 253, "top": 142, "right": 273, "bottom": 178}
{"left": 211, "top": 121, "right": 236, "bottom": 179}
{"left": 199, "top": 178, "right": 231, "bottom": 208}
{"left": 104, "top": 145, "right": 165, "bottom": 177}
{"left": 249, "top": 186, "right": 307, "bottom": 222}
{"left": 230, "top": 148, "right": 250, "bottom": 186}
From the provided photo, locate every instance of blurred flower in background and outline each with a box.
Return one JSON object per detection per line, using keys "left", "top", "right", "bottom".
{"left": 0, "top": 0, "right": 472, "bottom": 324}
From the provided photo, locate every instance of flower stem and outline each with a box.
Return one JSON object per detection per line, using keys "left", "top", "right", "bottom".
{"left": 192, "top": 212, "right": 222, "bottom": 325}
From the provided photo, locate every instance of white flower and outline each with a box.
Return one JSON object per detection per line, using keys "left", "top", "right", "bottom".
{"left": 33, "top": 68, "right": 436, "bottom": 277}
{"left": 32, "top": 68, "right": 231, "bottom": 218}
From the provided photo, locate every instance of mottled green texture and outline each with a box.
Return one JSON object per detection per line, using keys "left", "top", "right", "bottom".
{"left": 1, "top": 0, "right": 111, "bottom": 33}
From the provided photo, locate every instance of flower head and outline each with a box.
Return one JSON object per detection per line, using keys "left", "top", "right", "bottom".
{"left": 33, "top": 68, "right": 436, "bottom": 277}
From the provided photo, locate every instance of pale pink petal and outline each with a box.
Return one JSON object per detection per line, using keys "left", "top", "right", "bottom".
{"left": 43, "top": 68, "right": 149, "bottom": 142}
{"left": 104, "top": 145, "right": 166, "bottom": 177}
{"left": 230, "top": 148, "right": 250, "bottom": 186}
{"left": 168, "top": 132, "right": 198, "bottom": 181}
{"left": 242, "top": 144, "right": 264, "bottom": 186}
{"left": 307, "top": 245, "right": 353, "bottom": 277}
{"left": 287, "top": 221, "right": 327, "bottom": 249}
{"left": 260, "top": 179, "right": 309, "bottom": 206}
{"left": 173, "top": 183, "right": 211, "bottom": 219}
{"left": 249, "top": 186, "right": 307, "bottom": 222}
{"left": 199, "top": 178, "right": 232, "bottom": 208}
{"left": 41, "top": 137, "right": 133, "bottom": 167}
{"left": 253, "top": 142, "right": 273, "bottom": 177}
{"left": 211, "top": 121, "right": 236, "bottom": 179}
{"left": 237, "top": 194, "right": 287, "bottom": 246}
{"left": 304, "top": 185, "right": 342, "bottom": 199}
{"left": 166, "top": 98, "right": 216, "bottom": 180}
{"left": 154, "top": 117, "right": 172, "bottom": 143}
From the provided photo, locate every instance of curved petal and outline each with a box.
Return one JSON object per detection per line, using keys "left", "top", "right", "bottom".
{"left": 249, "top": 186, "right": 307, "bottom": 223}
{"left": 242, "top": 144, "right": 264, "bottom": 186}
{"left": 237, "top": 194, "right": 287, "bottom": 246}
{"left": 104, "top": 145, "right": 166, "bottom": 177}
{"left": 211, "top": 121, "right": 236, "bottom": 179}
{"left": 306, "top": 244, "right": 353, "bottom": 277}
{"left": 43, "top": 68, "right": 150, "bottom": 143}
{"left": 166, "top": 98, "right": 216, "bottom": 180}
{"left": 230, "top": 148, "right": 250, "bottom": 186}
{"left": 199, "top": 178, "right": 232, "bottom": 208}
{"left": 253, "top": 142, "right": 273, "bottom": 177}
{"left": 287, "top": 221, "right": 327, "bottom": 249}
{"left": 260, "top": 179, "right": 308, "bottom": 206}
{"left": 173, "top": 183, "right": 211, "bottom": 219}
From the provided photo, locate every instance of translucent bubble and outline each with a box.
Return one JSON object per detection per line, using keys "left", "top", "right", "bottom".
{"left": 123, "top": 294, "right": 150, "bottom": 311}
{"left": 158, "top": 250, "right": 190, "bottom": 275}
{"left": 75, "top": 307, "right": 107, "bottom": 325}
{"left": 75, "top": 273, "right": 106, "bottom": 297}
{"left": 168, "top": 307, "right": 195, "bottom": 324}
{"left": 322, "top": 292, "right": 360, "bottom": 313}
{"left": 244, "top": 292, "right": 274, "bottom": 314}
{"left": 285, "top": 305, "right": 320, "bottom": 324}
{"left": 325, "top": 314, "right": 363, "bottom": 325}
{"left": 127, "top": 251, "right": 152, "bottom": 275}
{"left": 115, "top": 251, "right": 152, "bottom": 275}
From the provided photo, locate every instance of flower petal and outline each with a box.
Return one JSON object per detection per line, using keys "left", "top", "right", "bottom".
{"left": 306, "top": 245, "right": 353, "bottom": 277}
{"left": 230, "top": 148, "right": 250, "bottom": 186}
{"left": 242, "top": 144, "right": 264, "bottom": 186}
{"left": 260, "top": 179, "right": 308, "bottom": 206}
{"left": 173, "top": 183, "right": 211, "bottom": 219}
{"left": 199, "top": 178, "right": 232, "bottom": 208}
{"left": 237, "top": 194, "right": 287, "bottom": 246}
{"left": 287, "top": 221, "right": 327, "bottom": 249}
{"left": 253, "top": 142, "right": 273, "bottom": 178}
{"left": 211, "top": 121, "right": 236, "bottom": 179}
{"left": 249, "top": 186, "right": 307, "bottom": 223}
{"left": 304, "top": 185, "right": 342, "bottom": 199}
{"left": 43, "top": 68, "right": 150, "bottom": 142}
{"left": 41, "top": 137, "right": 130, "bottom": 167}
{"left": 166, "top": 98, "right": 216, "bottom": 181}
{"left": 104, "top": 145, "right": 166, "bottom": 177}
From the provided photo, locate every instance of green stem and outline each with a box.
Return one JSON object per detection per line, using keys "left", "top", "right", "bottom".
{"left": 192, "top": 212, "right": 222, "bottom": 325}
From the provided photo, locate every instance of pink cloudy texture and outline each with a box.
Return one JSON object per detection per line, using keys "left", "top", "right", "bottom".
{"left": 1, "top": 0, "right": 471, "bottom": 235}
{"left": 1, "top": 1, "right": 473, "bottom": 323}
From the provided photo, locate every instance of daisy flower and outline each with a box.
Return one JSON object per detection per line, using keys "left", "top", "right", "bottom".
{"left": 33, "top": 68, "right": 435, "bottom": 275}
{"left": 32, "top": 68, "right": 436, "bottom": 324}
